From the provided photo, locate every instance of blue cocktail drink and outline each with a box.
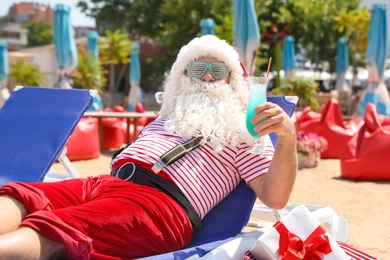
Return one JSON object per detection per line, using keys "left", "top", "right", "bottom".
{"left": 245, "top": 77, "right": 267, "bottom": 153}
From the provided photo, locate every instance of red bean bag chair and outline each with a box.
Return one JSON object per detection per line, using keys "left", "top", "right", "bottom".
{"left": 294, "top": 106, "right": 321, "bottom": 129}
{"left": 66, "top": 117, "right": 100, "bottom": 161}
{"left": 134, "top": 103, "right": 148, "bottom": 126}
{"left": 340, "top": 103, "right": 390, "bottom": 181}
{"left": 298, "top": 98, "right": 364, "bottom": 159}
{"left": 134, "top": 103, "right": 147, "bottom": 126}
{"left": 101, "top": 107, "right": 125, "bottom": 149}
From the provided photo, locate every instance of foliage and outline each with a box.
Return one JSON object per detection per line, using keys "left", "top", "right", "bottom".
{"left": 297, "top": 131, "right": 328, "bottom": 156}
{"left": 73, "top": 49, "right": 107, "bottom": 93}
{"left": 255, "top": 0, "right": 361, "bottom": 74}
{"left": 77, "top": 0, "right": 164, "bottom": 38}
{"left": 332, "top": 7, "right": 370, "bottom": 68}
{"left": 9, "top": 58, "right": 46, "bottom": 86}
{"left": 99, "top": 29, "right": 131, "bottom": 65}
{"left": 22, "top": 21, "right": 53, "bottom": 47}
{"left": 0, "top": 16, "right": 13, "bottom": 25}
{"left": 158, "top": 0, "right": 231, "bottom": 51}
{"left": 272, "top": 75, "right": 319, "bottom": 110}
{"left": 76, "top": 0, "right": 232, "bottom": 85}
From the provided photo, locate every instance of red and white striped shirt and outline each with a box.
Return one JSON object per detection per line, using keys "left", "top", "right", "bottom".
{"left": 112, "top": 117, "right": 274, "bottom": 218}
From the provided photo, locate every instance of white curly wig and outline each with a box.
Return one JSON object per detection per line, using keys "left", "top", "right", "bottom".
{"left": 157, "top": 35, "right": 256, "bottom": 151}
{"left": 159, "top": 35, "right": 249, "bottom": 115}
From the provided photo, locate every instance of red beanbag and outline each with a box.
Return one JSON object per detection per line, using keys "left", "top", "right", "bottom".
{"left": 135, "top": 103, "right": 145, "bottom": 113}
{"left": 295, "top": 106, "right": 321, "bottom": 129}
{"left": 340, "top": 103, "right": 390, "bottom": 181}
{"left": 134, "top": 103, "right": 147, "bottom": 126}
{"left": 101, "top": 107, "right": 125, "bottom": 149}
{"left": 66, "top": 117, "right": 100, "bottom": 161}
{"left": 298, "top": 98, "right": 363, "bottom": 159}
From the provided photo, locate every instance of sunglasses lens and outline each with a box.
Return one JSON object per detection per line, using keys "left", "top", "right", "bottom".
{"left": 210, "top": 63, "right": 230, "bottom": 79}
{"left": 186, "top": 63, "right": 207, "bottom": 78}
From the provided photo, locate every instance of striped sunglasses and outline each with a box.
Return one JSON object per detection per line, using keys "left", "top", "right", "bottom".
{"left": 185, "top": 62, "right": 231, "bottom": 80}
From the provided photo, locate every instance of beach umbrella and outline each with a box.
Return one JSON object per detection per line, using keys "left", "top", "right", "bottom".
{"left": 0, "top": 40, "right": 10, "bottom": 107}
{"left": 87, "top": 31, "right": 99, "bottom": 62}
{"left": 335, "top": 38, "right": 350, "bottom": 92}
{"left": 86, "top": 31, "right": 103, "bottom": 111}
{"left": 233, "top": 0, "right": 260, "bottom": 75}
{"left": 200, "top": 18, "right": 216, "bottom": 35}
{"left": 282, "top": 36, "right": 296, "bottom": 78}
{"left": 358, "top": 4, "right": 389, "bottom": 116}
{"left": 53, "top": 3, "right": 78, "bottom": 89}
{"left": 127, "top": 42, "right": 142, "bottom": 111}
{"left": 0, "top": 41, "right": 8, "bottom": 83}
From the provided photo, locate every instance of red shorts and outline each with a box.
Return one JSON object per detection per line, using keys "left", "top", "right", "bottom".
{"left": 0, "top": 175, "right": 192, "bottom": 259}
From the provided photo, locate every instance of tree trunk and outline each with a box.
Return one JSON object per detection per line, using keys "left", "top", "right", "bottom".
{"left": 106, "top": 64, "right": 115, "bottom": 108}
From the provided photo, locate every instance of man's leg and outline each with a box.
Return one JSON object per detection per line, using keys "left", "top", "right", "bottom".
{"left": 0, "top": 195, "right": 27, "bottom": 234}
{"left": 0, "top": 227, "right": 67, "bottom": 260}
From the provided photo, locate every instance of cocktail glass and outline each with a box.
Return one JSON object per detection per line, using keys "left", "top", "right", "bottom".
{"left": 245, "top": 77, "right": 268, "bottom": 154}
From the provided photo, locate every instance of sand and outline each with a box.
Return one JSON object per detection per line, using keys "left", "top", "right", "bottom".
{"left": 50, "top": 152, "right": 389, "bottom": 259}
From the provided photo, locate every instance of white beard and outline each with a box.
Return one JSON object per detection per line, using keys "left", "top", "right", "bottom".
{"left": 161, "top": 75, "right": 258, "bottom": 152}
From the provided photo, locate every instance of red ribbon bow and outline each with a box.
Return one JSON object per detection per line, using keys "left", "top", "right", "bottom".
{"left": 274, "top": 221, "right": 333, "bottom": 260}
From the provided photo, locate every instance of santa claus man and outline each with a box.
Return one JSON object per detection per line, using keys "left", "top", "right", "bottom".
{"left": 0, "top": 35, "right": 297, "bottom": 259}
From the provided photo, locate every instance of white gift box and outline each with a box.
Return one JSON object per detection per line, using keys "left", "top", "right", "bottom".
{"left": 249, "top": 204, "right": 350, "bottom": 260}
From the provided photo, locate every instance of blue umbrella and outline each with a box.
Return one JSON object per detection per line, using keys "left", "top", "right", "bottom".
{"left": 358, "top": 4, "right": 389, "bottom": 116}
{"left": 0, "top": 40, "right": 8, "bottom": 83}
{"left": 87, "top": 31, "right": 99, "bottom": 62}
{"left": 200, "top": 18, "right": 216, "bottom": 35}
{"left": 335, "top": 38, "right": 350, "bottom": 92}
{"left": 282, "top": 36, "right": 296, "bottom": 77}
{"left": 86, "top": 31, "right": 103, "bottom": 111}
{"left": 366, "top": 4, "right": 387, "bottom": 80}
{"left": 233, "top": 0, "right": 260, "bottom": 75}
{"left": 127, "top": 42, "right": 142, "bottom": 111}
{"left": 0, "top": 40, "right": 9, "bottom": 107}
{"left": 53, "top": 3, "right": 78, "bottom": 88}
{"left": 336, "top": 38, "right": 349, "bottom": 76}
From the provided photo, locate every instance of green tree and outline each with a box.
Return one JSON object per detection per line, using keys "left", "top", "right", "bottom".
{"left": 9, "top": 58, "right": 46, "bottom": 86}
{"left": 254, "top": 0, "right": 360, "bottom": 75}
{"left": 77, "top": 0, "right": 164, "bottom": 38}
{"left": 76, "top": 0, "right": 232, "bottom": 86}
{"left": 99, "top": 29, "right": 131, "bottom": 107}
{"left": 76, "top": 0, "right": 363, "bottom": 89}
{"left": 22, "top": 21, "right": 53, "bottom": 47}
{"left": 73, "top": 49, "right": 107, "bottom": 93}
{"left": 333, "top": 8, "right": 370, "bottom": 69}
{"left": 150, "top": 0, "right": 233, "bottom": 86}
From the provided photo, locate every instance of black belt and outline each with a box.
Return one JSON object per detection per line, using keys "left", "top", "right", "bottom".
{"left": 111, "top": 162, "right": 203, "bottom": 230}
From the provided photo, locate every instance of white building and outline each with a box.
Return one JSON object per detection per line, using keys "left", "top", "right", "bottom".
{"left": 0, "top": 23, "right": 28, "bottom": 51}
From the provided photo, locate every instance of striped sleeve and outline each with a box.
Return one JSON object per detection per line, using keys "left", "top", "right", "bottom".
{"left": 236, "top": 135, "right": 275, "bottom": 183}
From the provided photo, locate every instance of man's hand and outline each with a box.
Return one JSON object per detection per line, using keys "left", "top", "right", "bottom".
{"left": 251, "top": 102, "right": 296, "bottom": 141}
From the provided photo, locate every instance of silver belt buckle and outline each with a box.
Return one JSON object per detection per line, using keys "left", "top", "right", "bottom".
{"left": 151, "top": 158, "right": 166, "bottom": 173}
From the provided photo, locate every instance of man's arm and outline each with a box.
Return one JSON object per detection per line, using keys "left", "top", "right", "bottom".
{"left": 248, "top": 102, "right": 298, "bottom": 209}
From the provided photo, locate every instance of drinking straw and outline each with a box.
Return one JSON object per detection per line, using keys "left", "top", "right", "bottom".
{"left": 265, "top": 57, "right": 272, "bottom": 85}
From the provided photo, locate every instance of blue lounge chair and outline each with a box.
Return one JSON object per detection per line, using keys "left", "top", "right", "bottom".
{"left": 140, "top": 96, "right": 300, "bottom": 260}
{"left": 0, "top": 86, "right": 94, "bottom": 185}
